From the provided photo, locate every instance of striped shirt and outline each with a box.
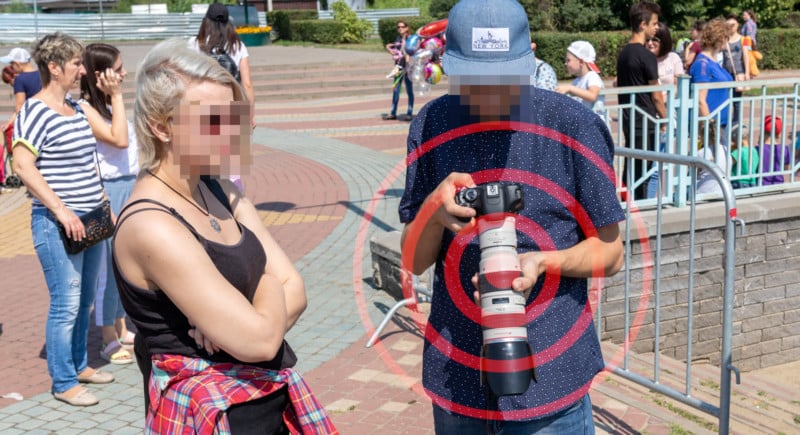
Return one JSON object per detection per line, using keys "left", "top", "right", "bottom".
{"left": 14, "top": 98, "right": 104, "bottom": 212}
{"left": 147, "top": 354, "right": 338, "bottom": 434}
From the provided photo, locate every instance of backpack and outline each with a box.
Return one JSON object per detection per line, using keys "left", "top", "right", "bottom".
{"left": 211, "top": 50, "right": 241, "bottom": 84}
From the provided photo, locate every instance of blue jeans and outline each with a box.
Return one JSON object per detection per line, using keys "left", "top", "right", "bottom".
{"left": 95, "top": 176, "right": 135, "bottom": 327}
{"left": 391, "top": 72, "right": 414, "bottom": 117}
{"left": 32, "top": 207, "right": 104, "bottom": 393}
{"left": 647, "top": 137, "right": 668, "bottom": 198}
{"left": 432, "top": 395, "right": 595, "bottom": 435}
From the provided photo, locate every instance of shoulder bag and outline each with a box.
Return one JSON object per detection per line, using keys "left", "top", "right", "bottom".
{"left": 56, "top": 100, "right": 114, "bottom": 255}
{"left": 725, "top": 42, "right": 749, "bottom": 92}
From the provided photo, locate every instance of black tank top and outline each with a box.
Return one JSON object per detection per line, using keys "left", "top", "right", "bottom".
{"left": 112, "top": 180, "right": 296, "bottom": 370}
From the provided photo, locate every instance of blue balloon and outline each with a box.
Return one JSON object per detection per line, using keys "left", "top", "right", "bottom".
{"left": 404, "top": 34, "right": 422, "bottom": 55}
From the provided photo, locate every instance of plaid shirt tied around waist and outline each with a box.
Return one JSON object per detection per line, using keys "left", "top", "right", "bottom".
{"left": 146, "top": 354, "right": 338, "bottom": 434}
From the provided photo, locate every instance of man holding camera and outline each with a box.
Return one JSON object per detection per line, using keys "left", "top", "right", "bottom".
{"left": 398, "top": 0, "right": 625, "bottom": 432}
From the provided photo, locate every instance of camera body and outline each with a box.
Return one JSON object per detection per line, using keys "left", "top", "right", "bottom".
{"left": 455, "top": 182, "right": 524, "bottom": 217}
{"left": 455, "top": 182, "right": 536, "bottom": 397}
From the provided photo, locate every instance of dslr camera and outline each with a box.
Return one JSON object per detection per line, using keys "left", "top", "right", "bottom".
{"left": 455, "top": 182, "right": 536, "bottom": 397}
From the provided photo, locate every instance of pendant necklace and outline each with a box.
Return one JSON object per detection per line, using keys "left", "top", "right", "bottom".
{"left": 147, "top": 170, "right": 222, "bottom": 233}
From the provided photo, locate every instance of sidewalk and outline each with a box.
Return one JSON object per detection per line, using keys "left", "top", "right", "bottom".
{"left": 1, "top": 42, "right": 799, "bottom": 434}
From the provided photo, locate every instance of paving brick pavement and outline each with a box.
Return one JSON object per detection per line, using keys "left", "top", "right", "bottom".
{"left": 1, "top": 42, "right": 799, "bottom": 434}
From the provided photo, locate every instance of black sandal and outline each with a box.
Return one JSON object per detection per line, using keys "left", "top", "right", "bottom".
{"left": 381, "top": 113, "right": 397, "bottom": 120}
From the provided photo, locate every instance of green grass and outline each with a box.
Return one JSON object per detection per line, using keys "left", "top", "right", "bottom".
{"left": 700, "top": 379, "right": 719, "bottom": 390}
{"left": 650, "top": 396, "right": 718, "bottom": 432}
{"left": 668, "top": 423, "right": 695, "bottom": 435}
{"left": 794, "top": 414, "right": 800, "bottom": 424}
{"left": 743, "top": 86, "right": 798, "bottom": 96}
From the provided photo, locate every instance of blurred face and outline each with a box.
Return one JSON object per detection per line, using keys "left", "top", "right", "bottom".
{"left": 743, "top": 12, "right": 751, "bottom": 21}
{"left": 564, "top": 52, "right": 582, "bottom": 77}
{"left": 170, "top": 80, "right": 251, "bottom": 178}
{"left": 646, "top": 36, "right": 661, "bottom": 56}
{"left": 10, "top": 61, "right": 22, "bottom": 74}
{"left": 456, "top": 83, "right": 523, "bottom": 120}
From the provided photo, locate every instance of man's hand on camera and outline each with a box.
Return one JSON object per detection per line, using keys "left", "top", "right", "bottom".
{"left": 515, "top": 251, "right": 546, "bottom": 300}
{"left": 430, "top": 172, "right": 476, "bottom": 231}
{"left": 469, "top": 252, "right": 544, "bottom": 304}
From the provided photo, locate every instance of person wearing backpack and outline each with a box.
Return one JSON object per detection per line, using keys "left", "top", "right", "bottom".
{"left": 190, "top": 3, "right": 255, "bottom": 131}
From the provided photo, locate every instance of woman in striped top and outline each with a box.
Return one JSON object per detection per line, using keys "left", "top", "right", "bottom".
{"left": 11, "top": 32, "right": 113, "bottom": 407}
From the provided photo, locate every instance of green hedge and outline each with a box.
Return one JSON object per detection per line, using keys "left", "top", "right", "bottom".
{"left": 756, "top": 29, "right": 800, "bottom": 70}
{"left": 291, "top": 19, "right": 345, "bottom": 44}
{"left": 377, "top": 16, "right": 434, "bottom": 46}
{"left": 267, "top": 9, "right": 317, "bottom": 21}
{"left": 267, "top": 11, "right": 291, "bottom": 40}
{"left": 267, "top": 9, "right": 319, "bottom": 41}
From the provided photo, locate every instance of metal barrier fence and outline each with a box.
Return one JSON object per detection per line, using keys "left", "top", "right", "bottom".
{"left": 600, "top": 147, "right": 743, "bottom": 434}
{"left": 0, "top": 8, "right": 417, "bottom": 42}
{"left": 605, "top": 76, "right": 800, "bottom": 208}
{"left": 317, "top": 8, "right": 420, "bottom": 34}
{"left": 0, "top": 12, "right": 267, "bottom": 42}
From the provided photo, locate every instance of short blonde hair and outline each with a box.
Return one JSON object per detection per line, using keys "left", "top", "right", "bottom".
{"left": 134, "top": 38, "right": 246, "bottom": 172}
{"left": 32, "top": 32, "right": 83, "bottom": 86}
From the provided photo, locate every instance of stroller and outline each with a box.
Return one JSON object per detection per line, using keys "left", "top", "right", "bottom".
{"left": 3, "top": 125, "right": 22, "bottom": 188}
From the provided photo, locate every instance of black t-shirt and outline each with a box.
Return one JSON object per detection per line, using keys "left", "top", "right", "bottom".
{"left": 616, "top": 43, "right": 659, "bottom": 130}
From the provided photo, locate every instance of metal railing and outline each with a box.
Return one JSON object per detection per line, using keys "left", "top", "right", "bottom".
{"left": 0, "top": 11, "right": 267, "bottom": 42}
{"left": 605, "top": 75, "right": 800, "bottom": 208}
{"left": 600, "top": 147, "right": 744, "bottom": 434}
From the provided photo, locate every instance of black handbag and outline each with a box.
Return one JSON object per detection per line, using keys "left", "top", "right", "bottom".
{"left": 56, "top": 100, "right": 115, "bottom": 255}
{"left": 58, "top": 200, "right": 114, "bottom": 255}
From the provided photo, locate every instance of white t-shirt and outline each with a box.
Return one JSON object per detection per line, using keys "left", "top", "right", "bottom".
{"left": 188, "top": 36, "right": 249, "bottom": 71}
{"left": 97, "top": 120, "right": 139, "bottom": 179}
{"left": 696, "top": 143, "right": 728, "bottom": 195}
{"left": 78, "top": 102, "right": 139, "bottom": 179}
{"left": 657, "top": 52, "right": 684, "bottom": 87}
{"left": 571, "top": 71, "right": 606, "bottom": 118}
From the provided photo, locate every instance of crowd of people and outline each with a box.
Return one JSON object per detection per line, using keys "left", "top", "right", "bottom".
{"left": 0, "top": 0, "right": 797, "bottom": 433}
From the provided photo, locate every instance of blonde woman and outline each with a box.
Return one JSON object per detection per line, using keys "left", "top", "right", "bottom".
{"left": 113, "top": 39, "right": 334, "bottom": 432}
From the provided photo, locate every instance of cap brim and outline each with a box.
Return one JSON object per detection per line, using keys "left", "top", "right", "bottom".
{"left": 442, "top": 51, "right": 535, "bottom": 78}
{"left": 587, "top": 62, "right": 600, "bottom": 74}
{"left": 0, "top": 56, "right": 13, "bottom": 64}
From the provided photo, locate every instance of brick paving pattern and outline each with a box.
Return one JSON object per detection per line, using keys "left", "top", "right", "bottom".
{"left": 0, "top": 42, "right": 798, "bottom": 434}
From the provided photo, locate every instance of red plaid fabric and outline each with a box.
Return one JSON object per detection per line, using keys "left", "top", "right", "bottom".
{"left": 146, "top": 354, "right": 338, "bottom": 434}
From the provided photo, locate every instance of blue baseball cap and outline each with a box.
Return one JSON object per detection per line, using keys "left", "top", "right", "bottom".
{"left": 442, "top": 0, "right": 535, "bottom": 78}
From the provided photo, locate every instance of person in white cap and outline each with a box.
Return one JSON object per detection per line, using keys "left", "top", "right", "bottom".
{"left": 1, "top": 47, "right": 41, "bottom": 132}
{"left": 556, "top": 40, "right": 606, "bottom": 119}
{"left": 398, "top": 0, "right": 624, "bottom": 432}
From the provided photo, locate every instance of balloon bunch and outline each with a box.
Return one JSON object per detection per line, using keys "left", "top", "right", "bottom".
{"left": 404, "top": 19, "right": 447, "bottom": 97}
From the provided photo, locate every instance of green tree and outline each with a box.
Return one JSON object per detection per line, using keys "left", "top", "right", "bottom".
{"left": 331, "top": 1, "right": 372, "bottom": 43}
{"left": 0, "top": 0, "right": 33, "bottom": 13}
{"left": 428, "top": 0, "right": 457, "bottom": 19}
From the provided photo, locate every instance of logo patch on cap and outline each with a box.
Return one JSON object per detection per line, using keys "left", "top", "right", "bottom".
{"left": 472, "top": 28, "right": 510, "bottom": 51}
